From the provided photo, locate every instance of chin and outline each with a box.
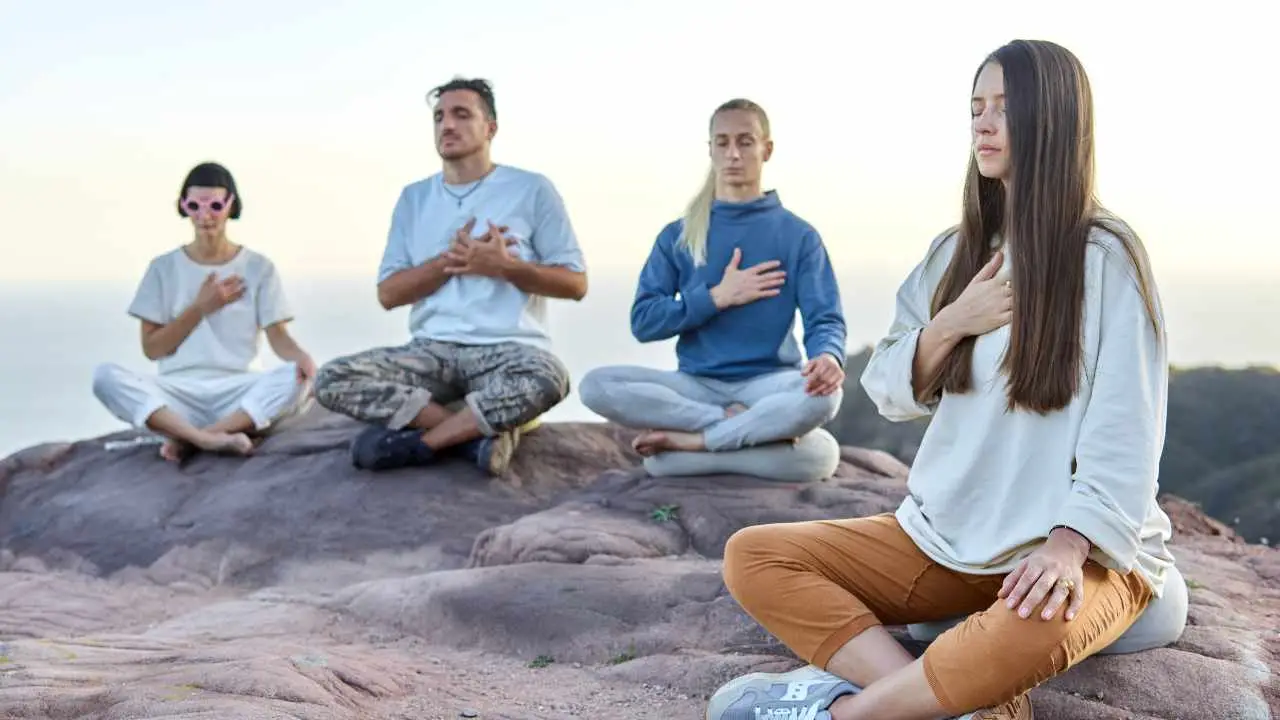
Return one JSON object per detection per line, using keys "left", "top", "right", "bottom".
{"left": 975, "top": 159, "right": 1008, "bottom": 181}
{"left": 437, "top": 146, "right": 475, "bottom": 161}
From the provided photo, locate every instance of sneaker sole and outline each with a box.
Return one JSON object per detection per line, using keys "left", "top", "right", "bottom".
{"left": 483, "top": 428, "right": 522, "bottom": 476}
{"left": 705, "top": 665, "right": 849, "bottom": 720}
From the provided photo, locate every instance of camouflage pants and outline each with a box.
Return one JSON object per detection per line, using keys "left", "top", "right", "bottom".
{"left": 313, "top": 339, "right": 570, "bottom": 436}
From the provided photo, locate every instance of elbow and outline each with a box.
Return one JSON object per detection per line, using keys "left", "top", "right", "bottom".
{"left": 376, "top": 284, "right": 399, "bottom": 311}
{"left": 630, "top": 324, "right": 660, "bottom": 344}
{"left": 140, "top": 335, "right": 164, "bottom": 362}
{"left": 567, "top": 276, "right": 588, "bottom": 302}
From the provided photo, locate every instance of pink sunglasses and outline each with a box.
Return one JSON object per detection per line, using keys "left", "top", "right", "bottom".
{"left": 182, "top": 192, "right": 235, "bottom": 215}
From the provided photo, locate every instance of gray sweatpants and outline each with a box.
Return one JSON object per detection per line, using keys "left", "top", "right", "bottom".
{"left": 579, "top": 365, "right": 842, "bottom": 479}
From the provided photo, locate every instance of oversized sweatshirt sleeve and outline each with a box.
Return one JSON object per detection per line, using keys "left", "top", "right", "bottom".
{"left": 858, "top": 234, "right": 950, "bottom": 422}
{"left": 1055, "top": 247, "right": 1167, "bottom": 574}
{"left": 629, "top": 227, "right": 720, "bottom": 342}
{"left": 795, "top": 229, "right": 847, "bottom": 364}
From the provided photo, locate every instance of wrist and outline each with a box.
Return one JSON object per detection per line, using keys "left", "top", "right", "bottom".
{"left": 928, "top": 308, "right": 965, "bottom": 345}
{"left": 496, "top": 255, "right": 527, "bottom": 281}
{"left": 709, "top": 284, "right": 729, "bottom": 310}
{"left": 1049, "top": 526, "right": 1091, "bottom": 562}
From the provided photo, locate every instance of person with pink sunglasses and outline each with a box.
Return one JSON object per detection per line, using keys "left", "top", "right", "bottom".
{"left": 92, "top": 162, "right": 315, "bottom": 463}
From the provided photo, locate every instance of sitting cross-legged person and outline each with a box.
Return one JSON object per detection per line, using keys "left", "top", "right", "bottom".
{"left": 92, "top": 162, "right": 315, "bottom": 464}
{"left": 579, "top": 98, "right": 846, "bottom": 483}
{"left": 312, "top": 77, "right": 586, "bottom": 476}
{"left": 705, "top": 40, "right": 1188, "bottom": 720}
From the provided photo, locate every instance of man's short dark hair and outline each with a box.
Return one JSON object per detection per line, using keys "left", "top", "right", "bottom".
{"left": 427, "top": 77, "right": 497, "bottom": 119}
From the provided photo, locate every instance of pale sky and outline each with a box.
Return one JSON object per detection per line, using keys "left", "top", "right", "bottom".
{"left": 1, "top": 2, "right": 1275, "bottom": 331}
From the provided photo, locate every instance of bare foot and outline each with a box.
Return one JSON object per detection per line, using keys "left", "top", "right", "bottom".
{"left": 194, "top": 432, "right": 255, "bottom": 456}
{"left": 632, "top": 430, "right": 706, "bottom": 456}
{"left": 158, "top": 438, "right": 194, "bottom": 464}
{"left": 724, "top": 403, "right": 749, "bottom": 418}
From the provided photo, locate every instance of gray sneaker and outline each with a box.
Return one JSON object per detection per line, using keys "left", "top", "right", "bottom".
{"left": 706, "top": 664, "right": 859, "bottom": 720}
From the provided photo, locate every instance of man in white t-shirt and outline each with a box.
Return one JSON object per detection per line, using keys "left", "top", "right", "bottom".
{"left": 313, "top": 77, "right": 588, "bottom": 476}
{"left": 92, "top": 162, "right": 316, "bottom": 463}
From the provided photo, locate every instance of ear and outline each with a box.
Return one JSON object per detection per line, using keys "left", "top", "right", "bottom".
{"left": 762, "top": 139, "right": 775, "bottom": 162}
{"left": 487, "top": 119, "right": 499, "bottom": 140}
{"left": 176, "top": 198, "right": 189, "bottom": 218}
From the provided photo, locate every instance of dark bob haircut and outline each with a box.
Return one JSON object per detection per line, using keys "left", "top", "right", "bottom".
{"left": 176, "top": 162, "right": 242, "bottom": 219}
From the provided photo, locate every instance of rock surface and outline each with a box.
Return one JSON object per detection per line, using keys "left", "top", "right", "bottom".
{"left": 0, "top": 407, "right": 1276, "bottom": 719}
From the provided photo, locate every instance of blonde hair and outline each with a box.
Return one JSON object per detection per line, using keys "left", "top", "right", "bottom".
{"left": 678, "top": 98, "right": 771, "bottom": 266}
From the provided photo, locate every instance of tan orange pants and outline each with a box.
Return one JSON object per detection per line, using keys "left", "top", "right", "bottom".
{"left": 722, "top": 513, "right": 1153, "bottom": 714}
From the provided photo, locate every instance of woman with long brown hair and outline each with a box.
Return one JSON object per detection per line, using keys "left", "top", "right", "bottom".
{"left": 705, "top": 39, "right": 1187, "bottom": 720}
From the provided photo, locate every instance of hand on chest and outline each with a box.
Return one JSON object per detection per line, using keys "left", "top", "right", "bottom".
{"left": 701, "top": 245, "right": 791, "bottom": 291}
{"left": 421, "top": 210, "right": 536, "bottom": 264}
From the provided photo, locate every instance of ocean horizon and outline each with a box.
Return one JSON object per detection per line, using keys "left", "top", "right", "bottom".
{"left": 1, "top": 271, "right": 1275, "bottom": 459}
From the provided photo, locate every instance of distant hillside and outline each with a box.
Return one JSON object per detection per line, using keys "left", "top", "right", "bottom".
{"left": 825, "top": 348, "right": 1280, "bottom": 543}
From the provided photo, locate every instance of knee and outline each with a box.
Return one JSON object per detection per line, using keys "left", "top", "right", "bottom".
{"left": 91, "top": 362, "right": 125, "bottom": 400}
{"left": 576, "top": 366, "right": 617, "bottom": 414}
{"left": 723, "top": 523, "right": 792, "bottom": 603}
{"left": 789, "top": 430, "right": 842, "bottom": 481}
{"left": 265, "top": 363, "right": 308, "bottom": 404}
{"left": 524, "top": 352, "right": 571, "bottom": 414}
{"left": 311, "top": 361, "right": 344, "bottom": 406}
{"left": 925, "top": 615, "right": 1078, "bottom": 711}
{"left": 801, "top": 387, "right": 843, "bottom": 426}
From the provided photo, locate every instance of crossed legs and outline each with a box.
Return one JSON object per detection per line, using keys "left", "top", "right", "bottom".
{"left": 714, "top": 514, "right": 1155, "bottom": 719}
{"left": 578, "top": 365, "right": 842, "bottom": 480}
{"left": 312, "top": 338, "right": 569, "bottom": 474}
{"left": 92, "top": 362, "right": 308, "bottom": 463}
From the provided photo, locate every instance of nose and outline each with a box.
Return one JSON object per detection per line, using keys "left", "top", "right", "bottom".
{"left": 973, "top": 108, "right": 997, "bottom": 135}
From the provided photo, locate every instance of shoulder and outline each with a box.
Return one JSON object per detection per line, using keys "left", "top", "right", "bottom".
{"left": 1084, "top": 215, "right": 1155, "bottom": 291}
{"left": 919, "top": 225, "right": 961, "bottom": 273}
{"left": 397, "top": 175, "right": 439, "bottom": 203}
{"left": 651, "top": 218, "right": 685, "bottom": 248}
{"left": 494, "top": 165, "right": 558, "bottom": 193}
{"left": 1085, "top": 215, "right": 1165, "bottom": 330}
{"left": 238, "top": 247, "right": 278, "bottom": 274}
{"left": 141, "top": 248, "right": 184, "bottom": 277}
{"left": 775, "top": 207, "right": 821, "bottom": 241}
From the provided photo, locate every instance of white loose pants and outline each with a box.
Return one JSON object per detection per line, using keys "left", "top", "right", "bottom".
{"left": 92, "top": 362, "right": 308, "bottom": 432}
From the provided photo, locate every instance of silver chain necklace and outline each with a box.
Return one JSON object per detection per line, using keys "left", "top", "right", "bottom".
{"left": 441, "top": 166, "right": 495, "bottom": 207}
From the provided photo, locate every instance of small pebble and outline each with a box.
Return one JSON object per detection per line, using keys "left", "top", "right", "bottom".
{"left": 460, "top": 710, "right": 478, "bottom": 718}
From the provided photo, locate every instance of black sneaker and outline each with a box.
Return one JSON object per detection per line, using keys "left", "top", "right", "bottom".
{"left": 350, "top": 426, "right": 436, "bottom": 470}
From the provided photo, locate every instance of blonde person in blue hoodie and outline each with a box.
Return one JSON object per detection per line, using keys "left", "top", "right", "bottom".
{"left": 578, "top": 98, "right": 847, "bottom": 482}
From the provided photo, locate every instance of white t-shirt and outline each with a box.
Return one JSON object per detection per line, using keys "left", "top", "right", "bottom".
{"left": 859, "top": 225, "right": 1177, "bottom": 597}
{"left": 127, "top": 246, "right": 293, "bottom": 377}
{"left": 377, "top": 165, "right": 586, "bottom": 349}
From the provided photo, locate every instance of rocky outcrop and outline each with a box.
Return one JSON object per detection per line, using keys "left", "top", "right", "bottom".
{"left": 0, "top": 408, "right": 1276, "bottom": 719}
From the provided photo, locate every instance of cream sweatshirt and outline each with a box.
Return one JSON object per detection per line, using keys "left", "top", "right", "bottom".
{"left": 860, "top": 226, "right": 1177, "bottom": 596}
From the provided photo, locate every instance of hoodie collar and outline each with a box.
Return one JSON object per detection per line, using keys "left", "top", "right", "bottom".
{"left": 711, "top": 189, "right": 782, "bottom": 219}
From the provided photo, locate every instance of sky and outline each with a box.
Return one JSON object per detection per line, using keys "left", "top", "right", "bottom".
{"left": 0, "top": 1, "right": 1276, "bottom": 363}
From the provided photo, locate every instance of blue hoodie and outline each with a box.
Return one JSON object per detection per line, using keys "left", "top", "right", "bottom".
{"left": 630, "top": 191, "right": 847, "bottom": 381}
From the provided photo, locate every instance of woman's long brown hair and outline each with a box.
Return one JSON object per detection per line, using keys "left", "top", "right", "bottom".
{"left": 921, "top": 39, "right": 1162, "bottom": 414}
